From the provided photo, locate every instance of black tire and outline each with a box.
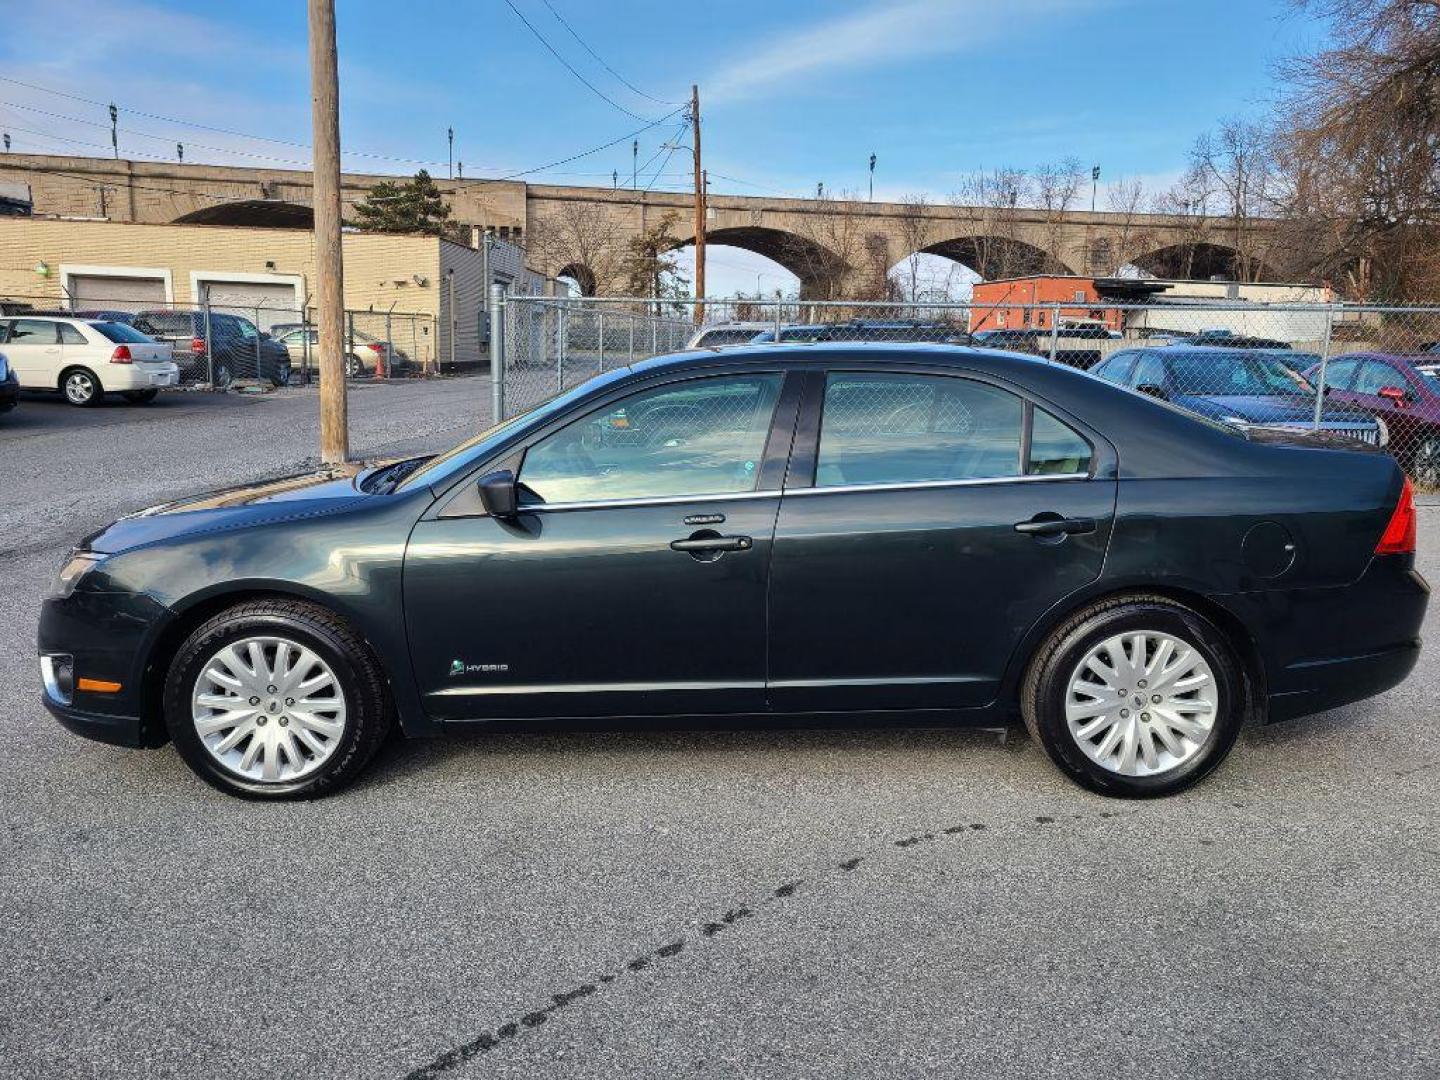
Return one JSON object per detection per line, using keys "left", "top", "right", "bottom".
{"left": 163, "top": 599, "right": 394, "bottom": 799}
{"left": 122, "top": 389, "right": 159, "bottom": 404}
{"left": 212, "top": 364, "right": 233, "bottom": 389}
{"left": 1020, "top": 594, "right": 1247, "bottom": 798}
{"left": 345, "top": 354, "right": 366, "bottom": 379}
{"left": 270, "top": 365, "right": 291, "bottom": 388}
{"left": 60, "top": 366, "right": 103, "bottom": 407}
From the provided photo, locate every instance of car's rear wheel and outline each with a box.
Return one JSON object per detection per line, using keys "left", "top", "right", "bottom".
{"left": 1411, "top": 434, "right": 1440, "bottom": 489}
{"left": 212, "top": 364, "right": 233, "bottom": 390}
{"left": 61, "top": 367, "right": 102, "bottom": 407}
{"left": 122, "top": 389, "right": 159, "bottom": 404}
{"left": 163, "top": 599, "right": 393, "bottom": 799}
{"left": 345, "top": 354, "right": 366, "bottom": 378}
{"left": 1021, "top": 595, "right": 1246, "bottom": 797}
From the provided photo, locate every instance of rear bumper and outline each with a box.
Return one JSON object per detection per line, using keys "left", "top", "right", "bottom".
{"left": 105, "top": 363, "right": 180, "bottom": 391}
{"left": 1266, "top": 638, "right": 1421, "bottom": 722}
{"left": 1221, "top": 556, "right": 1429, "bottom": 724}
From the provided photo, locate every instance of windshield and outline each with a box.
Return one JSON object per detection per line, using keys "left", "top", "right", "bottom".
{"left": 397, "top": 366, "right": 634, "bottom": 491}
{"left": 1168, "top": 351, "right": 1314, "bottom": 396}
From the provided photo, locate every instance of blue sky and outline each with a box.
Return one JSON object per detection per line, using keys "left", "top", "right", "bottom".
{"left": 0, "top": 0, "right": 1323, "bottom": 294}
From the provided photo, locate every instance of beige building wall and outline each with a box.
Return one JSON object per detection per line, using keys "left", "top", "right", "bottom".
{"left": 0, "top": 218, "right": 500, "bottom": 367}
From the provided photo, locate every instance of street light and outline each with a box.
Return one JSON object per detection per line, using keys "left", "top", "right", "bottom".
{"left": 108, "top": 102, "right": 118, "bottom": 158}
{"left": 869, "top": 153, "right": 877, "bottom": 201}
{"left": 447, "top": 127, "right": 454, "bottom": 180}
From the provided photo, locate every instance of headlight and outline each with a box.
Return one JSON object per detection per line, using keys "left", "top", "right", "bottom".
{"left": 49, "top": 552, "right": 105, "bottom": 598}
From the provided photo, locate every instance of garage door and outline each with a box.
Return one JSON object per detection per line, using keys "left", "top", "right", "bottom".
{"left": 70, "top": 274, "right": 166, "bottom": 313}
{"left": 201, "top": 281, "right": 301, "bottom": 332}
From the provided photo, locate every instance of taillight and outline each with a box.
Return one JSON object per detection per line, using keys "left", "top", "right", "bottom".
{"left": 191, "top": 337, "right": 206, "bottom": 354}
{"left": 366, "top": 343, "right": 385, "bottom": 353}
{"left": 1376, "top": 476, "right": 1417, "bottom": 555}
{"left": 109, "top": 345, "right": 133, "bottom": 364}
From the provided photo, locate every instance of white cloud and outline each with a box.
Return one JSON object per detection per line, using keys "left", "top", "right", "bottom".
{"left": 705, "top": 0, "right": 1105, "bottom": 104}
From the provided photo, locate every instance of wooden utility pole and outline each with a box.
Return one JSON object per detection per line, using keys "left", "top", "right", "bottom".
{"left": 691, "top": 84, "right": 705, "bottom": 325}
{"left": 308, "top": 0, "right": 348, "bottom": 463}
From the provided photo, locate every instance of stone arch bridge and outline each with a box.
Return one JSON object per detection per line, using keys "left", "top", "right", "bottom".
{"left": 1, "top": 154, "right": 1285, "bottom": 297}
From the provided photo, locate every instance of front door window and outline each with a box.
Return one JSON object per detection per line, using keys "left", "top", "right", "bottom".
{"left": 520, "top": 374, "right": 784, "bottom": 504}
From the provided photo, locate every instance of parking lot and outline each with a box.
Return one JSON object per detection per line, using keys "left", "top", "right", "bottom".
{"left": 2, "top": 381, "right": 1438, "bottom": 1080}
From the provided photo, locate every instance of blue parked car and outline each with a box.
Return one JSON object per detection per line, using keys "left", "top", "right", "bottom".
{"left": 1089, "top": 346, "right": 1387, "bottom": 445}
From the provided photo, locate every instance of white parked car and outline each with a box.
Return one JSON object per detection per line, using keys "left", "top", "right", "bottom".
{"left": 683, "top": 321, "right": 774, "bottom": 349}
{"left": 0, "top": 316, "right": 178, "bottom": 406}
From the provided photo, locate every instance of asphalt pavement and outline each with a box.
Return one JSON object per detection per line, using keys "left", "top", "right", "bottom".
{"left": 1, "top": 381, "right": 1437, "bottom": 1079}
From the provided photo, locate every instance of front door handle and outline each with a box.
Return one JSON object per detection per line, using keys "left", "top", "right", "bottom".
{"left": 1014, "top": 516, "right": 1096, "bottom": 537}
{"left": 670, "top": 534, "right": 753, "bottom": 553}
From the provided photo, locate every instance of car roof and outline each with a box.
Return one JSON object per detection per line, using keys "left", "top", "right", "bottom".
{"left": 631, "top": 341, "right": 1062, "bottom": 379}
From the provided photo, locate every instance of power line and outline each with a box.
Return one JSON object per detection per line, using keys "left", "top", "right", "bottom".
{"left": 499, "top": 0, "right": 660, "bottom": 123}
{"left": 537, "top": 0, "right": 681, "bottom": 107}
{"left": 496, "top": 108, "right": 683, "bottom": 180}
{"left": 0, "top": 74, "right": 457, "bottom": 171}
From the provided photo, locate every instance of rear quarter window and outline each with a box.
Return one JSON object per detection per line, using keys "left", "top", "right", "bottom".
{"left": 90, "top": 321, "right": 155, "bottom": 343}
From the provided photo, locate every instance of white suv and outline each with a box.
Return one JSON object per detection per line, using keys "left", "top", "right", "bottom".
{"left": 0, "top": 316, "right": 179, "bottom": 406}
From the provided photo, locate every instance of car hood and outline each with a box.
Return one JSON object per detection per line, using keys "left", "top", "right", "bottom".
{"left": 1175, "top": 394, "right": 1376, "bottom": 425}
{"left": 82, "top": 466, "right": 369, "bottom": 554}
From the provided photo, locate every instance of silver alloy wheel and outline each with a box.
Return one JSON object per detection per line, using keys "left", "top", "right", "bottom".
{"left": 64, "top": 370, "right": 96, "bottom": 404}
{"left": 1064, "top": 631, "right": 1220, "bottom": 777}
{"left": 191, "top": 635, "right": 348, "bottom": 783}
{"left": 1414, "top": 437, "right": 1440, "bottom": 489}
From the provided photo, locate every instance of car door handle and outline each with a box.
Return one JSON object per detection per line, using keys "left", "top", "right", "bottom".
{"left": 670, "top": 534, "right": 753, "bottom": 553}
{"left": 1014, "top": 516, "right": 1096, "bottom": 537}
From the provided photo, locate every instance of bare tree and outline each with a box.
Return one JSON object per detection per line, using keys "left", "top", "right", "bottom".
{"left": 889, "top": 195, "right": 936, "bottom": 303}
{"left": 522, "top": 199, "right": 626, "bottom": 296}
{"left": 1269, "top": 0, "right": 1440, "bottom": 299}
{"left": 781, "top": 190, "right": 872, "bottom": 302}
{"left": 1035, "top": 157, "right": 1084, "bottom": 271}
{"left": 1189, "top": 119, "right": 1276, "bottom": 280}
{"left": 1101, "top": 176, "right": 1152, "bottom": 274}
{"left": 1149, "top": 166, "right": 1216, "bottom": 279}
{"left": 949, "top": 167, "right": 1036, "bottom": 279}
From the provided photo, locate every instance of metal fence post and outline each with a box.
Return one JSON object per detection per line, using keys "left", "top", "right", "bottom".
{"left": 628, "top": 316, "right": 635, "bottom": 364}
{"left": 346, "top": 310, "right": 356, "bottom": 380}
{"left": 1312, "top": 305, "right": 1336, "bottom": 428}
{"left": 774, "top": 300, "right": 782, "bottom": 339}
{"left": 651, "top": 318, "right": 658, "bottom": 356}
{"left": 489, "top": 284, "right": 506, "bottom": 424}
{"left": 1048, "top": 302, "right": 1061, "bottom": 363}
{"left": 598, "top": 310, "right": 606, "bottom": 372}
{"left": 254, "top": 305, "right": 263, "bottom": 380}
{"left": 202, "top": 297, "right": 214, "bottom": 387}
{"left": 557, "top": 303, "right": 567, "bottom": 393}
{"left": 384, "top": 309, "right": 394, "bottom": 379}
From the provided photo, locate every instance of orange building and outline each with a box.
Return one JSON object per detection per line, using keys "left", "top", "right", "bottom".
{"left": 968, "top": 275, "right": 1163, "bottom": 332}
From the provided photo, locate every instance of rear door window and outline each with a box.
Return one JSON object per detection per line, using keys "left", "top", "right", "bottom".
{"left": 815, "top": 373, "right": 1024, "bottom": 486}
{"left": 1352, "top": 359, "right": 1402, "bottom": 396}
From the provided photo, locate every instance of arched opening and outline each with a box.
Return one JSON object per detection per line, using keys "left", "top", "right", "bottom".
{"left": 669, "top": 243, "right": 800, "bottom": 303}
{"left": 671, "top": 226, "right": 844, "bottom": 300}
{"left": 555, "top": 263, "right": 597, "bottom": 297}
{"left": 920, "top": 235, "right": 1075, "bottom": 280}
{"left": 1130, "top": 242, "right": 1276, "bottom": 282}
{"left": 887, "top": 252, "right": 981, "bottom": 303}
{"left": 173, "top": 200, "right": 314, "bottom": 228}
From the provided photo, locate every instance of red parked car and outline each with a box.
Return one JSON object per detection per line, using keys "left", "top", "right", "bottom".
{"left": 1307, "top": 353, "right": 1440, "bottom": 486}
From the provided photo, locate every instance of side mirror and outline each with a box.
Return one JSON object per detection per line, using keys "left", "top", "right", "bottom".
{"left": 476, "top": 469, "right": 519, "bottom": 519}
{"left": 1136, "top": 383, "right": 1168, "bottom": 401}
{"left": 1379, "top": 385, "right": 1409, "bottom": 405}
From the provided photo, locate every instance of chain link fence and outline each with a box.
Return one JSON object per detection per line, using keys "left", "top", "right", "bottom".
{"left": 0, "top": 292, "right": 438, "bottom": 387}
{"left": 494, "top": 295, "right": 1440, "bottom": 488}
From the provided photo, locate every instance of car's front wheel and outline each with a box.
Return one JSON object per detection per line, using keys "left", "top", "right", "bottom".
{"left": 1411, "top": 434, "right": 1440, "bottom": 489}
{"left": 61, "top": 367, "right": 103, "bottom": 407}
{"left": 1021, "top": 595, "right": 1246, "bottom": 797}
{"left": 163, "top": 599, "right": 393, "bottom": 799}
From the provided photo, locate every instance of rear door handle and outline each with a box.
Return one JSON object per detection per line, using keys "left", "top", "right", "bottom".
{"left": 670, "top": 534, "right": 753, "bottom": 553}
{"left": 1014, "top": 516, "right": 1096, "bottom": 537}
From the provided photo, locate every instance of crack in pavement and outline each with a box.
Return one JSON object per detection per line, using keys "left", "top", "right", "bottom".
{"left": 400, "top": 806, "right": 1139, "bottom": 1079}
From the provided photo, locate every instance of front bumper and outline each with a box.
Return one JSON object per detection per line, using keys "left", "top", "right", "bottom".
{"left": 38, "top": 585, "right": 174, "bottom": 748}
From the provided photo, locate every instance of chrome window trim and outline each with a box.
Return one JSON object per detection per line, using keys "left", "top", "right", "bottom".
{"left": 523, "top": 489, "right": 781, "bottom": 514}
{"left": 783, "top": 472, "right": 1090, "bottom": 498}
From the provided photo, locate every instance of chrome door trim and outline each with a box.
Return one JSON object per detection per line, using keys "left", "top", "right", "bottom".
{"left": 432, "top": 679, "right": 766, "bottom": 698}
{"left": 769, "top": 675, "right": 986, "bottom": 689}
{"left": 783, "top": 473, "right": 1090, "bottom": 498}
{"left": 522, "top": 489, "right": 781, "bottom": 514}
